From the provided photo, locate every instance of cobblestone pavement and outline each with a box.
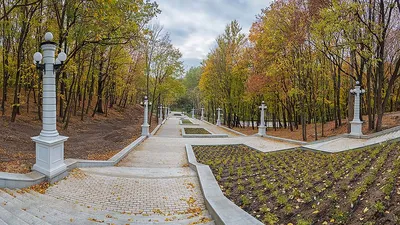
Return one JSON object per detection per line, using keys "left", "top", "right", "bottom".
{"left": 46, "top": 169, "right": 205, "bottom": 215}
{"left": 41, "top": 114, "right": 299, "bottom": 223}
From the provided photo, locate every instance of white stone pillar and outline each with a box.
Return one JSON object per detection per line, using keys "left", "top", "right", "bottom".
{"left": 141, "top": 96, "right": 150, "bottom": 136}
{"left": 258, "top": 101, "right": 267, "bottom": 136}
{"left": 31, "top": 32, "right": 68, "bottom": 179}
{"left": 192, "top": 108, "right": 195, "bottom": 119}
{"left": 216, "top": 108, "right": 222, "bottom": 126}
{"left": 158, "top": 104, "right": 163, "bottom": 124}
{"left": 201, "top": 107, "right": 204, "bottom": 120}
{"left": 350, "top": 81, "right": 365, "bottom": 136}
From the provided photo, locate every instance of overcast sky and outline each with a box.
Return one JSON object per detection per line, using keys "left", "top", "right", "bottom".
{"left": 153, "top": 0, "right": 272, "bottom": 70}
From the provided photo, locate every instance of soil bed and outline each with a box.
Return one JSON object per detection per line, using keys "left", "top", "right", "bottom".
{"left": 193, "top": 144, "right": 400, "bottom": 225}
{"left": 0, "top": 105, "right": 158, "bottom": 174}
{"left": 184, "top": 128, "right": 210, "bottom": 134}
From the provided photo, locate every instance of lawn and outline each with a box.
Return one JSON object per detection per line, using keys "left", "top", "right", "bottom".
{"left": 193, "top": 144, "right": 400, "bottom": 225}
{"left": 181, "top": 119, "right": 194, "bottom": 124}
{"left": 184, "top": 128, "right": 211, "bottom": 134}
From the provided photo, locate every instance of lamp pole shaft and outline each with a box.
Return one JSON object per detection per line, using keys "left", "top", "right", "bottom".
{"left": 40, "top": 43, "right": 59, "bottom": 139}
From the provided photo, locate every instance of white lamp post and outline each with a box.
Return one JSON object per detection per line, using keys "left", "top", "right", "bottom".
{"left": 191, "top": 108, "right": 195, "bottom": 119}
{"left": 201, "top": 107, "right": 204, "bottom": 120}
{"left": 258, "top": 101, "right": 267, "bottom": 136}
{"left": 164, "top": 106, "right": 168, "bottom": 120}
{"left": 31, "top": 32, "right": 68, "bottom": 178}
{"left": 141, "top": 96, "right": 151, "bottom": 136}
{"left": 350, "top": 81, "right": 365, "bottom": 136}
{"left": 158, "top": 104, "right": 163, "bottom": 124}
{"left": 216, "top": 108, "right": 222, "bottom": 126}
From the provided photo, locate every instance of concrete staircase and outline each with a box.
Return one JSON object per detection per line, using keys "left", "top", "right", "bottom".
{"left": 0, "top": 189, "right": 215, "bottom": 225}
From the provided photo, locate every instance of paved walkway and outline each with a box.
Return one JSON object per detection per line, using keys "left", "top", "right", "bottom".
{"left": 304, "top": 129, "right": 400, "bottom": 152}
{"left": 2, "top": 113, "right": 400, "bottom": 224}
{"left": 42, "top": 116, "right": 211, "bottom": 224}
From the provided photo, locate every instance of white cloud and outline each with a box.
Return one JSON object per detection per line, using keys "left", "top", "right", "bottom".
{"left": 153, "top": 0, "right": 272, "bottom": 69}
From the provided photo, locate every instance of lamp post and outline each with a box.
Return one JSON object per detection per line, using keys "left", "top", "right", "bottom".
{"left": 201, "top": 107, "right": 204, "bottom": 121}
{"left": 158, "top": 104, "right": 163, "bottom": 124}
{"left": 140, "top": 96, "right": 151, "bottom": 136}
{"left": 350, "top": 81, "right": 365, "bottom": 136}
{"left": 164, "top": 106, "right": 168, "bottom": 120}
{"left": 31, "top": 32, "right": 68, "bottom": 178}
{"left": 191, "top": 108, "right": 195, "bottom": 119}
{"left": 216, "top": 108, "right": 222, "bottom": 126}
{"left": 258, "top": 101, "right": 267, "bottom": 136}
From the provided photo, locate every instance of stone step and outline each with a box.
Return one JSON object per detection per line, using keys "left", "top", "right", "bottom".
{"left": 81, "top": 167, "right": 197, "bottom": 179}
{"left": 0, "top": 218, "right": 8, "bottom": 225}
{"left": 1, "top": 190, "right": 94, "bottom": 225}
{"left": 6, "top": 189, "right": 214, "bottom": 225}
{"left": 0, "top": 192, "right": 51, "bottom": 225}
{"left": 0, "top": 204, "right": 29, "bottom": 225}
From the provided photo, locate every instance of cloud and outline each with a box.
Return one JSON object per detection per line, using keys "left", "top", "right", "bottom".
{"left": 153, "top": 0, "right": 272, "bottom": 70}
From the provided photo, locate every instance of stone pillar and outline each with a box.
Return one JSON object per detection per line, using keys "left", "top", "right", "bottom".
{"left": 258, "top": 101, "right": 267, "bottom": 136}
{"left": 31, "top": 32, "right": 68, "bottom": 178}
{"left": 158, "top": 104, "right": 163, "bottom": 124}
{"left": 141, "top": 96, "right": 150, "bottom": 136}
{"left": 192, "top": 108, "right": 195, "bottom": 119}
{"left": 201, "top": 107, "right": 204, "bottom": 120}
{"left": 216, "top": 108, "right": 222, "bottom": 126}
{"left": 350, "top": 81, "right": 365, "bottom": 136}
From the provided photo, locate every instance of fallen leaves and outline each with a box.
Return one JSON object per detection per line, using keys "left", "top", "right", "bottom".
{"left": 26, "top": 182, "right": 50, "bottom": 194}
{"left": 88, "top": 218, "right": 104, "bottom": 223}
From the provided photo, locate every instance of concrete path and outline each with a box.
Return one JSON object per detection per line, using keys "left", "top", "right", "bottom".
{"left": 304, "top": 128, "right": 400, "bottom": 152}
{"left": 2, "top": 112, "right": 399, "bottom": 224}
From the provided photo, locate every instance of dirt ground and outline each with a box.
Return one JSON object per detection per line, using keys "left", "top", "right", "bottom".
{"left": 228, "top": 112, "right": 400, "bottom": 142}
{"left": 0, "top": 104, "right": 158, "bottom": 174}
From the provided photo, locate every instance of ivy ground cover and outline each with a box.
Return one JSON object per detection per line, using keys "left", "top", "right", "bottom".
{"left": 193, "top": 144, "right": 400, "bottom": 225}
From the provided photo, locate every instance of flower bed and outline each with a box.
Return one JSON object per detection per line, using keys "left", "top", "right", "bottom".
{"left": 193, "top": 144, "right": 400, "bottom": 225}
{"left": 184, "top": 128, "right": 211, "bottom": 134}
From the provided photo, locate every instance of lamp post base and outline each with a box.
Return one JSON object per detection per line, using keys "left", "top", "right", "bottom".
{"left": 31, "top": 135, "right": 68, "bottom": 179}
{"left": 350, "top": 120, "right": 363, "bottom": 137}
{"left": 257, "top": 126, "right": 266, "bottom": 137}
{"left": 141, "top": 124, "right": 150, "bottom": 136}
{"left": 216, "top": 120, "right": 221, "bottom": 126}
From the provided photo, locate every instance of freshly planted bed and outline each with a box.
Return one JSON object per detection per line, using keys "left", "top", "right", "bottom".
{"left": 193, "top": 144, "right": 400, "bottom": 225}
{"left": 184, "top": 128, "right": 211, "bottom": 134}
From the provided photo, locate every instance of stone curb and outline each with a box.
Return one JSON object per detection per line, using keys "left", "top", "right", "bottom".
{"left": 181, "top": 127, "right": 228, "bottom": 138}
{"left": 151, "top": 119, "right": 166, "bottom": 135}
{"left": 185, "top": 144, "right": 263, "bottom": 225}
{"left": 259, "top": 134, "right": 307, "bottom": 145}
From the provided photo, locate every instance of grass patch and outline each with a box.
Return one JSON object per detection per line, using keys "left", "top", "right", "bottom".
{"left": 181, "top": 119, "right": 193, "bottom": 124}
{"left": 184, "top": 128, "right": 211, "bottom": 134}
{"left": 193, "top": 143, "right": 400, "bottom": 225}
